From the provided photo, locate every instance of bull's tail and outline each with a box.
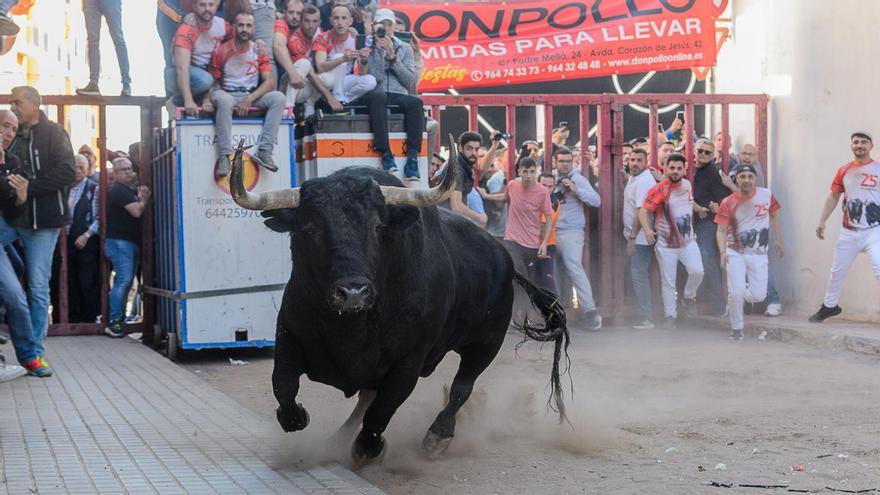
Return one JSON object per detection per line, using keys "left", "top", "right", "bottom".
{"left": 511, "top": 272, "right": 572, "bottom": 426}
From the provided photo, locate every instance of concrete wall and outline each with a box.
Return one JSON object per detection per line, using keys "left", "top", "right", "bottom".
{"left": 713, "top": 0, "right": 880, "bottom": 321}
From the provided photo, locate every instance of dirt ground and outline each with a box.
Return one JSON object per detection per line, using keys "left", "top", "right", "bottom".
{"left": 177, "top": 326, "right": 880, "bottom": 494}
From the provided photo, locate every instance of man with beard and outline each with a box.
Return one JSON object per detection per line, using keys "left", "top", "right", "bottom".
{"left": 443, "top": 132, "right": 487, "bottom": 227}
{"left": 274, "top": 1, "right": 341, "bottom": 116}
{"left": 624, "top": 148, "right": 658, "bottom": 329}
{"left": 692, "top": 138, "right": 731, "bottom": 316}
{"left": 206, "top": 12, "right": 286, "bottom": 176}
{"left": 639, "top": 153, "right": 704, "bottom": 329}
{"left": 168, "top": 0, "right": 233, "bottom": 117}
{"left": 811, "top": 132, "right": 880, "bottom": 323}
{"left": 716, "top": 164, "right": 783, "bottom": 340}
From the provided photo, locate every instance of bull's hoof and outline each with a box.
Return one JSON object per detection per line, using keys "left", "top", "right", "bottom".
{"left": 422, "top": 430, "right": 453, "bottom": 460}
{"left": 351, "top": 433, "right": 387, "bottom": 469}
{"left": 276, "top": 404, "right": 309, "bottom": 432}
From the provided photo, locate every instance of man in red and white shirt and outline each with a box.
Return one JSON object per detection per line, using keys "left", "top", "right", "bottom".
{"left": 639, "top": 153, "right": 704, "bottom": 329}
{"left": 273, "top": 2, "right": 340, "bottom": 116}
{"left": 206, "top": 12, "right": 285, "bottom": 176}
{"left": 169, "top": 0, "right": 232, "bottom": 117}
{"left": 810, "top": 131, "right": 880, "bottom": 322}
{"left": 715, "top": 164, "right": 784, "bottom": 339}
{"left": 313, "top": 4, "right": 375, "bottom": 105}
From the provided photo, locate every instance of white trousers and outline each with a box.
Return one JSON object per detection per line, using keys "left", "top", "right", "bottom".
{"left": 281, "top": 58, "right": 336, "bottom": 109}
{"left": 823, "top": 228, "right": 880, "bottom": 307}
{"left": 725, "top": 249, "right": 768, "bottom": 330}
{"left": 655, "top": 242, "right": 704, "bottom": 318}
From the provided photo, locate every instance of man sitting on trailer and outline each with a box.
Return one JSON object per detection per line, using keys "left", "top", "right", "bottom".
{"left": 168, "top": 0, "right": 232, "bottom": 118}
{"left": 274, "top": 1, "right": 342, "bottom": 117}
{"left": 206, "top": 12, "right": 286, "bottom": 176}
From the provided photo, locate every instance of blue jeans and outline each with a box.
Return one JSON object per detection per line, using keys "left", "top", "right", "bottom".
{"left": 0, "top": 0, "right": 16, "bottom": 13}
{"left": 0, "top": 249, "right": 37, "bottom": 362}
{"left": 104, "top": 238, "right": 139, "bottom": 323}
{"left": 164, "top": 66, "right": 215, "bottom": 105}
{"left": 630, "top": 244, "right": 654, "bottom": 321}
{"left": 0, "top": 219, "right": 59, "bottom": 357}
{"left": 694, "top": 220, "right": 724, "bottom": 312}
{"left": 84, "top": 0, "right": 131, "bottom": 84}
{"left": 766, "top": 263, "right": 780, "bottom": 305}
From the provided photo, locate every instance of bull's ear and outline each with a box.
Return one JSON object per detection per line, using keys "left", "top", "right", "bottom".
{"left": 262, "top": 209, "right": 297, "bottom": 232}
{"left": 387, "top": 205, "right": 419, "bottom": 231}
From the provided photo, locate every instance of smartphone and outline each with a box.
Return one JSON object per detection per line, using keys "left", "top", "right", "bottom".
{"left": 395, "top": 31, "right": 413, "bottom": 43}
{"left": 356, "top": 34, "right": 367, "bottom": 50}
{"left": 675, "top": 111, "right": 684, "bottom": 121}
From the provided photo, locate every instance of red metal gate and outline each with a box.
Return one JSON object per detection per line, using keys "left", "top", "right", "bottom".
{"left": 421, "top": 93, "right": 769, "bottom": 319}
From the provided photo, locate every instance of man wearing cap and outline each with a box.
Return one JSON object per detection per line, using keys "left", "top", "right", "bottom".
{"left": 810, "top": 131, "right": 880, "bottom": 323}
{"left": 359, "top": 8, "right": 423, "bottom": 182}
{"left": 715, "top": 164, "right": 784, "bottom": 340}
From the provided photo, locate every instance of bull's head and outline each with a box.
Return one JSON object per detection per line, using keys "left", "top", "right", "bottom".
{"left": 229, "top": 137, "right": 460, "bottom": 314}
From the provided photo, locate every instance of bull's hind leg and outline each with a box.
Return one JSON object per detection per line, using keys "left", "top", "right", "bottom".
{"left": 330, "top": 389, "right": 376, "bottom": 447}
{"left": 423, "top": 339, "right": 504, "bottom": 459}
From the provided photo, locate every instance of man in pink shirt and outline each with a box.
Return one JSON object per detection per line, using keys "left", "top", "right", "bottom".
{"left": 480, "top": 157, "right": 554, "bottom": 290}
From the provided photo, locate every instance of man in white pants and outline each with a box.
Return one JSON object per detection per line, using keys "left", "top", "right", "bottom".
{"left": 810, "top": 131, "right": 880, "bottom": 322}
{"left": 639, "top": 153, "right": 704, "bottom": 329}
{"left": 715, "top": 164, "right": 784, "bottom": 340}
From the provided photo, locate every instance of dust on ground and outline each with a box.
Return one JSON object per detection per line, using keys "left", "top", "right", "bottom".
{"left": 178, "top": 326, "right": 880, "bottom": 494}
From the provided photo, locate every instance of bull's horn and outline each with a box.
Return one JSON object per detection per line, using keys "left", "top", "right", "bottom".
{"left": 379, "top": 135, "right": 460, "bottom": 207}
{"left": 229, "top": 138, "right": 300, "bottom": 210}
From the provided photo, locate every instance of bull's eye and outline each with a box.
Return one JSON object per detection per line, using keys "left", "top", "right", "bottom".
{"left": 300, "top": 223, "right": 319, "bottom": 237}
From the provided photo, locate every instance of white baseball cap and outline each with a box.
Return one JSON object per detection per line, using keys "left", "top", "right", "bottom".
{"left": 373, "top": 8, "right": 395, "bottom": 24}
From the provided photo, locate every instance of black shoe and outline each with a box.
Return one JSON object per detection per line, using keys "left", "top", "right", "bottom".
{"left": 0, "top": 13, "right": 19, "bottom": 36}
{"left": 584, "top": 310, "right": 602, "bottom": 331}
{"left": 663, "top": 316, "right": 677, "bottom": 330}
{"left": 0, "top": 332, "right": 7, "bottom": 345}
{"left": 76, "top": 82, "right": 101, "bottom": 96}
{"left": 808, "top": 304, "right": 842, "bottom": 323}
{"left": 120, "top": 83, "right": 131, "bottom": 97}
{"left": 681, "top": 298, "right": 698, "bottom": 318}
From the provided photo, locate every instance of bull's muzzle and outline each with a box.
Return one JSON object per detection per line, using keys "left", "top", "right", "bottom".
{"left": 330, "top": 277, "right": 375, "bottom": 313}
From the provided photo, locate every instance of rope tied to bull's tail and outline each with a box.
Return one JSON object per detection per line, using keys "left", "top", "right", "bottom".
{"left": 511, "top": 272, "right": 573, "bottom": 428}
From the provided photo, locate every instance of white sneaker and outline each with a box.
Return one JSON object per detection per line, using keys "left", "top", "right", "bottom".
{"left": 0, "top": 362, "right": 27, "bottom": 383}
{"left": 632, "top": 319, "right": 655, "bottom": 329}
{"left": 764, "top": 303, "right": 782, "bottom": 317}
{"left": 729, "top": 329, "right": 743, "bottom": 341}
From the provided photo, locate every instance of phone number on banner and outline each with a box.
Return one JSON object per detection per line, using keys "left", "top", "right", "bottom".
{"left": 469, "top": 61, "right": 602, "bottom": 82}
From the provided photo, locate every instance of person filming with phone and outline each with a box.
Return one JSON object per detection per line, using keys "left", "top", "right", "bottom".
{"left": 355, "top": 8, "right": 424, "bottom": 183}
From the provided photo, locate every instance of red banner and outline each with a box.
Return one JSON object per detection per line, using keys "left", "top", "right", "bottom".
{"left": 383, "top": 0, "right": 727, "bottom": 92}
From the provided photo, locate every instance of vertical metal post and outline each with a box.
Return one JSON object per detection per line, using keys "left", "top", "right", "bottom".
{"left": 721, "top": 103, "right": 730, "bottom": 173}
{"left": 579, "top": 104, "right": 591, "bottom": 272}
{"left": 140, "top": 105, "right": 159, "bottom": 346}
{"left": 648, "top": 103, "right": 659, "bottom": 170}
{"left": 430, "top": 105, "right": 441, "bottom": 152}
{"left": 506, "top": 105, "right": 517, "bottom": 179}
{"left": 598, "top": 100, "right": 620, "bottom": 315}
{"left": 542, "top": 104, "right": 553, "bottom": 172}
{"left": 56, "top": 104, "right": 70, "bottom": 326}
{"left": 756, "top": 98, "right": 769, "bottom": 181}
{"left": 684, "top": 103, "right": 695, "bottom": 181}
{"left": 610, "top": 103, "right": 626, "bottom": 314}
{"left": 98, "top": 105, "right": 109, "bottom": 327}
{"left": 468, "top": 105, "right": 478, "bottom": 132}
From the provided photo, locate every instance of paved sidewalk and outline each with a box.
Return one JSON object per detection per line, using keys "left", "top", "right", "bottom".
{"left": 693, "top": 313, "right": 880, "bottom": 355}
{"left": 0, "top": 336, "right": 385, "bottom": 495}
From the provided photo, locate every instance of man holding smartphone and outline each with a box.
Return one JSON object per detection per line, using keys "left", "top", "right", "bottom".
{"left": 358, "top": 8, "right": 423, "bottom": 181}
{"left": 313, "top": 4, "right": 376, "bottom": 107}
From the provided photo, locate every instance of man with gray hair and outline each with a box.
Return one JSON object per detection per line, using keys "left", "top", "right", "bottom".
{"left": 7, "top": 86, "right": 75, "bottom": 372}
{"left": 104, "top": 157, "right": 150, "bottom": 337}
{"left": 65, "top": 154, "right": 101, "bottom": 323}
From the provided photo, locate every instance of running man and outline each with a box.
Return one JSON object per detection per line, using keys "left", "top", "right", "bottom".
{"left": 639, "top": 153, "right": 704, "bottom": 329}
{"left": 715, "top": 164, "right": 784, "bottom": 340}
{"left": 810, "top": 131, "right": 880, "bottom": 322}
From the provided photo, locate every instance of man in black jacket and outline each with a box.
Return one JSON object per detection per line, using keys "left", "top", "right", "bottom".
{"left": 8, "top": 86, "right": 76, "bottom": 360}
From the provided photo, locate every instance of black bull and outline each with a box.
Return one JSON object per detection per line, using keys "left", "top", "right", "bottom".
{"left": 228, "top": 142, "right": 570, "bottom": 464}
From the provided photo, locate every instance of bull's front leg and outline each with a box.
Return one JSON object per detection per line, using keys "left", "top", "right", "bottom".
{"left": 273, "top": 325, "right": 309, "bottom": 432}
{"left": 351, "top": 362, "right": 421, "bottom": 465}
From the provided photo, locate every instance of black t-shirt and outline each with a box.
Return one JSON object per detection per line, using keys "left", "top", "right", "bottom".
{"left": 106, "top": 183, "right": 141, "bottom": 243}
